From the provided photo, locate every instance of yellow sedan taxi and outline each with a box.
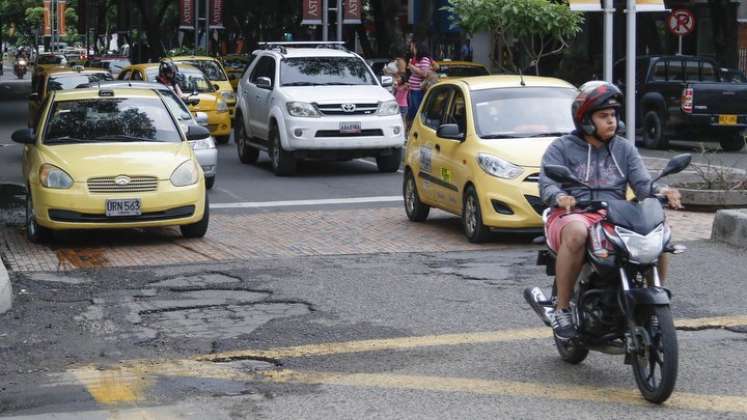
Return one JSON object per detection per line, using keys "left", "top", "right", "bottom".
{"left": 165, "top": 56, "right": 237, "bottom": 119}
{"left": 12, "top": 87, "right": 210, "bottom": 243}
{"left": 220, "top": 54, "right": 252, "bottom": 90}
{"left": 403, "top": 75, "right": 577, "bottom": 242}
{"left": 118, "top": 63, "right": 232, "bottom": 143}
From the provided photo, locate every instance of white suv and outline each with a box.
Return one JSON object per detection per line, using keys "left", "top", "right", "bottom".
{"left": 234, "top": 43, "right": 405, "bottom": 176}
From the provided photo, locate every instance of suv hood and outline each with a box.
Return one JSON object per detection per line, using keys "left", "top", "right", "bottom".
{"left": 39, "top": 142, "right": 193, "bottom": 181}
{"left": 281, "top": 85, "right": 393, "bottom": 104}
{"left": 477, "top": 136, "right": 556, "bottom": 168}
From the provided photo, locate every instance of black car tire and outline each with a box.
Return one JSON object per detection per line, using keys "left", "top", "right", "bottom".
{"left": 719, "top": 131, "right": 746, "bottom": 152}
{"left": 642, "top": 110, "right": 668, "bottom": 150}
{"left": 376, "top": 148, "right": 402, "bottom": 173}
{"left": 180, "top": 194, "right": 210, "bottom": 238}
{"left": 215, "top": 135, "right": 230, "bottom": 145}
{"left": 235, "top": 115, "right": 259, "bottom": 164}
{"left": 403, "top": 170, "right": 430, "bottom": 222}
{"left": 26, "top": 189, "right": 50, "bottom": 243}
{"left": 462, "top": 184, "right": 491, "bottom": 243}
{"left": 205, "top": 176, "right": 215, "bottom": 189}
{"left": 270, "top": 125, "right": 296, "bottom": 176}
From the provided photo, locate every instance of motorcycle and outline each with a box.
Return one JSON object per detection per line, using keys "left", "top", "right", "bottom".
{"left": 14, "top": 59, "right": 28, "bottom": 79}
{"left": 524, "top": 153, "right": 691, "bottom": 404}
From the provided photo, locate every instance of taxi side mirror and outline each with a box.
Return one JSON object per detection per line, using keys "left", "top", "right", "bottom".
{"left": 186, "top": 125, "right": 210, "bottom": 141}
{"left": 187, "top": 96, "right": 200, "bottom": 106}
{"left": 195, "top": 112, "right": 209, "bottom": 128}
{"left": 29, "top": 92, "right": 39, "bottom": 101}
{"left": 437, "top": 124, "right": 464, "bottom": 141}
{"left": 12, "top": 128, "right": 35, "bottom": 144}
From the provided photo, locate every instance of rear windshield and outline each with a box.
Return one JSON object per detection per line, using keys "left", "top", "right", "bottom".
{"left": 44, "top": 98, "right": 181, "bottom": 144}
{"left": 37, "top": 56, "right": 64, "bottom": 65}
{"left": 48, "top": 73, "right": 114, "bottom": 91}
{"left": 179, "top": 60, "right": 228, "bottom": 81}
{"left": 177, "top": 71, "right": 214, "bottom": 93}
{"left": 438, "top": 66, "right": 489, "bottom": 78}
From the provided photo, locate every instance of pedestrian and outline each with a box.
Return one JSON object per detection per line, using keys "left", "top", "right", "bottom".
{"left": 393, "top": 73, "right": 409, "bottom": 124}
{"left": 407, "top": 42, "right": 434, "bottom": 122}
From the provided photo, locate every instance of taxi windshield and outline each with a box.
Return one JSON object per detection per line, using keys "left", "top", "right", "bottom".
{"left": 48, "top": 74, "right": 114, "bottom": 91}
{"left": 472, "top": 87, "right": 577, "bottom": 139}
{"left": 180, "top": 60, "right": 228, "bottom": 81}
{"left": 44, "top": 98, "right": 181, "bottom": 144}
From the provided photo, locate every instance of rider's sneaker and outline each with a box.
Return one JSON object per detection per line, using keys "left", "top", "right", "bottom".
{"left": 552, "top": 308, "right": 578, "bottom": 340}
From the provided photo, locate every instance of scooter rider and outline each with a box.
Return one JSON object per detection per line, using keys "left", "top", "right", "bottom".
{"left": 156, "top": 61, "right": 184, "bottom": 97}
{"left": 539, "top": 81, "right": 683, "bottom": 340}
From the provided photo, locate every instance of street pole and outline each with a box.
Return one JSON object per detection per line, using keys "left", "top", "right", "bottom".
{"left": 625, "top": 0, "right": 636, "bottom": 144}
{"left": 336, "top": 0, "right": 343, "bottom": 42}
{"left": 322, "top": 0, "right": 329, "bottom": 41}
{"left": 603, "top": 0, "right": 613, "bottom": 82}
{"left": 205, "top": 0, "right": 210, "bottom": 54}
{"left": 194, "top": 0, "right": 198, "bottom": 55}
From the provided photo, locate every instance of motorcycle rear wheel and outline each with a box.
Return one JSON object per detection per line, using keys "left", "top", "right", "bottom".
{"left": 631, "top": 305, "right": 678, "bottom": 404}
{"left": 552, "top": 281, "right": 589, "bottom": 364}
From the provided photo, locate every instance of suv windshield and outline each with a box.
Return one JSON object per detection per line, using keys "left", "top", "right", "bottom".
{"left": 48, "top": 73, "right": 113, "bottom": 91}
{"left": 44, "top": 98, "right": 181, "bottom": 144}
{"left": 280, "top": 57, "right": 377, "bottom": 86}
{"left": 180, "top": 60, "right": 228, "bottom": 81}
{"left": 472, "top": 87, "right": 577, "bottom": 138}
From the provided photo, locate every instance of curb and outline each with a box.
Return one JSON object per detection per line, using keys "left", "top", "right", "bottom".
{"left": 0, "top": 257, "right": 11, "bottom": 314}
{"left": 711, "top": 209, "right": 747, "bottom": 249}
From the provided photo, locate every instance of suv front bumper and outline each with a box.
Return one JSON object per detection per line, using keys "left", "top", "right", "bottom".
{"left": 283, "top": 115, "right": 405, "bottom": 151}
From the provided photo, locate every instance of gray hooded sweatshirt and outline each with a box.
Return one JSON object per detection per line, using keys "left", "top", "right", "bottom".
{"left": 539, "top": 132, "right": 655, "bottom": 207}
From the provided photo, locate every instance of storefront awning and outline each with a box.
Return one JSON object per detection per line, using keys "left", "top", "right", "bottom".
{"left": 567, "top": 0, "right": 666, "bottom": 12}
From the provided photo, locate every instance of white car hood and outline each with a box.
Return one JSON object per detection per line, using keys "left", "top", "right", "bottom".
{"left": 280, "top": 85, "right": 393, "bottom": 104}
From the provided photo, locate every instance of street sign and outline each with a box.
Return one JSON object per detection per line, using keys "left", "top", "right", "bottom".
{"left": 667, "top": 9, "right": 695, "bottom": 36}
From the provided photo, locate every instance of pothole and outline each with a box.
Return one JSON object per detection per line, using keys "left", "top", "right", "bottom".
{"left": 149, "top": 273, "right": 241, "bottom": 288}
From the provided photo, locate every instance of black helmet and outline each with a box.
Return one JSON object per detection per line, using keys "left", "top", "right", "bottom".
{"left": 159, "top": 61, "right": 178, "bottom": 79}
{"left": 572, "top": 81, "right": 623, "bottom": 137}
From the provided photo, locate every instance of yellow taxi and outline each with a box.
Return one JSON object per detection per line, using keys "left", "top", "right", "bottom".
{"left": 165, "top": 56, "right": 237, "bottom": 118}
{"left": 403, "top": 75, "right": 577, "bottom": 242}
{"left": 434, "top": 60, "right": 490, "bottom": 79}
{"left": 31, "top": 54, "right": 68, "bottom": 94}
{"left": 118, "top": 63, "right": 232, "bottom": 143}
{"left": 28, "top": 66, "right": 112, "bottom": 129}
{"left": 220, "top": 54, "right": 252, "bottom": 90}
{"left": 12, "top": 87, "right": 210, "bottom": 243}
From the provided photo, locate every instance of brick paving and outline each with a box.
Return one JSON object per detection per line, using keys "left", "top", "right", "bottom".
{"left": 0, "top": 207, "right": 714, "bottom": 272}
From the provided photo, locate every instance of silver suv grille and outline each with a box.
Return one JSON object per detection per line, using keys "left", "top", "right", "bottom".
{"left": 315, "top": 103, "right": 379, "bottom": 116}
{"left": 87, "top": 176, "right": 158, "bottom": 193}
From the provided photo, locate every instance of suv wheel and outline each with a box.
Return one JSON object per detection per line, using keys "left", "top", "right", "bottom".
{"left": 270, "top": 125, "right": 296, "bottom": 176}
{"left": 719, "top": 131, "right": 746, "bottom": 152}
{"left": 376, "top": 148, "right": 402, "bottom": 173}
{"left": 642, "top": 110, "right": 668, "bottom": 150}
{"left": 235, "top": 114, "right": 259, "bottom": 164}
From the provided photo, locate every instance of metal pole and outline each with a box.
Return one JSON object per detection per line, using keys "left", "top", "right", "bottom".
{"left": 322, "top": 0, "right": 329, "bottom": 41}
{"left": 205, "top": 0, "right": 210, "bottom": 53}
{"left": 678, "top": 36, "right": 682, "bottom": 55}
{"left": 336, "top": 0, "right": 343, "bottom": 42}
{"left": 194, "top": 0, "right": 198, "bottom": 55}
{"left": 603, "top": 0, "right": 613, "bottom": 82}
{"left": 625, "top": 0, "right": 636, "bottom": 144}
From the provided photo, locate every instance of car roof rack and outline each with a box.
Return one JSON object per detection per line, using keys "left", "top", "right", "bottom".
{"left": 258, "top": 41, "right": 348, "bottom": 54}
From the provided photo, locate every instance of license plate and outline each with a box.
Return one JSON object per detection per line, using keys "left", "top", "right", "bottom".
{"left": 339, "top": 121, "right": 362, "bottom": 134}
{"left": 106, "top": 199, "right": 141, "bottom": 217}
{"left": 719, "top": 114, "right": 738, "bottom": 125}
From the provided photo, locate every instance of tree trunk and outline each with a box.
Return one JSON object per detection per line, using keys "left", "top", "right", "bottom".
{"left": 372, "top": 0, "right": 401, "bottom": 57}
{"left": 415, "top": 0, "right": 434, "bottom": 45}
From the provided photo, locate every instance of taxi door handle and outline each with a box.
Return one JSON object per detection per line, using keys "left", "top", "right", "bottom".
{"left": 435, "top": 144, "right": 441, "bottom": 152}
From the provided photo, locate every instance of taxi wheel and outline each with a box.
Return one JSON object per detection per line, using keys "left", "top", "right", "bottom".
{"left": 403, "top": 170, "right": 429, "bottom": 222}
{"left": 270, "top": 125, "right": 296, "bottom": 176}
{"left": 25, "top": 190, "right": 50, "bottom": 243}
{"left": 180, "top": 193, "right": 210, "bottom": 238}
{"left": 462, "top": 185, "right": 491, "bottom": 243}
{"left": 236, "top": 119, "right": 259, "bottom": 164}
{"left": 205, "top": 176, "right": 215, "bottom": 189}
{"left": 215, "top": 135, "right": 230, "bottom": 145}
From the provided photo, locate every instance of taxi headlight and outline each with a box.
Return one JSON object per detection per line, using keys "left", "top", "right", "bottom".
{"left": 476, "top": 153, "right": 523, "bottom": 179}
{"left": 217, "top": 99, "right": 229, "bottom": 113}
{"left": 170, "top": 160, "right": 199, "bottom": 187}
{"left": 190, "top": 136, "right": 215, "bottom": 150}
{"left": 376, "top": 100, "right": 400, "bottom": 116}
{"left": 287, "top": 101, "right": 321, "bottom": 118}
{"left": 221, "top": 91, "right": 236, "bottom": 104}
{"left": 40, "top": 164, "right": 73, "bottom": 189}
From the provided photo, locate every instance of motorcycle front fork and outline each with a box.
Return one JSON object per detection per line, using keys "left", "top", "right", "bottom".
{"left": 619, "top": 267, "right": 660, "bottom": 357}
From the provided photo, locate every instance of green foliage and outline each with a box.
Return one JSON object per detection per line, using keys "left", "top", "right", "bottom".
{"left": 444, "top": 0, "right": 583, "bottom": 74}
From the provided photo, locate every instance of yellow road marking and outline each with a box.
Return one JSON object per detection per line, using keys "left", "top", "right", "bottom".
{"left": 70, "top": 366, "right": 150, "bottom": 405}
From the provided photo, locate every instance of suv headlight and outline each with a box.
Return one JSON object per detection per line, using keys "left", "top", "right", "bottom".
{"left": 40, "top": 164, "right": 73, "bottom": 189}
{"left": 376, "top": 100, "right": 400, "bottom": 116}
{"left": 221, "top": 91, "right": 236, "bottom": 104}
{"left": 170, "top": 160, "right": 199, "bottom": 187}
{"left": 287, "top": 101, "right": 321, "bottom": 118}
{"left": 217, "top": 99, "right": 228, "bottom": 113}
{"left": 190, "top": 136, "right": 215, "bottom": 150}
{"left": 476, "top": 154, "right": 523, "bottom": 179}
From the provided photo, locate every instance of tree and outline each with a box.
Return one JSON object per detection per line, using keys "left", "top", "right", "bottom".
{"left": 444, "top": 0, "right": 583, "bottom": 75}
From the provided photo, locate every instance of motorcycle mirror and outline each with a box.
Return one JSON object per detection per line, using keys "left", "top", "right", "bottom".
{"left": 654, "top": 153, "right": 692, "bottom": 182}
{"left": 544, "top": 165, "right": 585, "bottom": 186}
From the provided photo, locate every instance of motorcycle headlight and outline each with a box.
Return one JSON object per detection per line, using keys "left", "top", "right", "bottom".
{"left": 190, "top": 136, "right": 215, "bottom": 150}
{"left": 18, "top": 60, "right": 27, "bottom": 66}
{"left": 286, "top": 101, "right": 321, "bottom": 118}
{"left": 615, "top": 224, "right": 665, "bottom": 265}
{"left": 216, "top": 99, "right": 229, "bottom": 113}
{"left": 476, "top": 153, "right": 523, "bottom": 180}
{"left": 221, "top": 91, "right": 236, "bottom": 104}
{"left": 170, "top": 160, "right": 199, "bottom": 187}
{"left": 376, "top": 100, "right": 400, "bottom": 116}
{"left": 40, "top": 164, "right": 73, "bottom": 189}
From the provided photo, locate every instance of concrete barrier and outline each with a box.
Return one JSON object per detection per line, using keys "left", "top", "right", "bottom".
{"left": 711, "top": 209, "right": 747, "bottom": 249}
{"left": 0, "top": 258, "right": 11, "bottom": 314}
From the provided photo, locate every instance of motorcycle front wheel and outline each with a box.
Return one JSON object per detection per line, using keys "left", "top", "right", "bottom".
{"left": 632, "top": 305, "right": 678, "bottom": 403}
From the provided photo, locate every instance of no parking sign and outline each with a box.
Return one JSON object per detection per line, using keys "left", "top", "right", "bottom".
{"left": 667, "top": 9, "right": 695, "bottom": 36}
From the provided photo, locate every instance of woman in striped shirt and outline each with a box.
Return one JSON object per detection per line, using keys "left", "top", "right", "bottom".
{"left": 407, "top": 43, "right": 433, "bottom": 121}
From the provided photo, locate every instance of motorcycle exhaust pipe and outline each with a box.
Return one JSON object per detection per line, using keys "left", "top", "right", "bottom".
{"left": 523, "top": 287, "right": 554, "bottom": 327}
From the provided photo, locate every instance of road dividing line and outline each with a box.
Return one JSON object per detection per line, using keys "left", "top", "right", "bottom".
{"left": 210, "top": 195, "right": 403, "bottom": 209}
{"left": 70, "top": 366, "right": 150, "bottom": 405}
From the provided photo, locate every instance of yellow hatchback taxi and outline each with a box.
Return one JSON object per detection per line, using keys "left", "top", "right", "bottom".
{"left": 166, "top": 56, "right": 237, "bottom": 118}
{"left": 13, "top": 87, "right": 210, "bottom": 243}
{"left": 403, "top": 75, "right": 577, "bottom": 242}
{"left": 221, "top": 54, "right": 252, "bottom": 90}
{"left": 434, "top": 60, "right": 490, "bottom": 79}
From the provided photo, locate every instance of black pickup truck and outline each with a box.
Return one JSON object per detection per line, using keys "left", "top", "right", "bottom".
{"left": 614, "top": 55, "right": 747, "bottom": 151}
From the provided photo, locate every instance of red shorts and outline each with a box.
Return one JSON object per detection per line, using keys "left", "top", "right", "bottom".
{"left": 545, "top": 208, "right": 605, "bottom": 252}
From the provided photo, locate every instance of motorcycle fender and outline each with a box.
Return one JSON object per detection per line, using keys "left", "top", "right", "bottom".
{"left": 626, "top": 287, "right": 671, "bottom": 306}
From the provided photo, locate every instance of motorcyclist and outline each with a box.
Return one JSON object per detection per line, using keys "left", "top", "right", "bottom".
{"left": 156, "top": 61, "right": 184, "bottom": 97}
{"left": 539, "top": 81, "right": 682, "bottom": 340}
